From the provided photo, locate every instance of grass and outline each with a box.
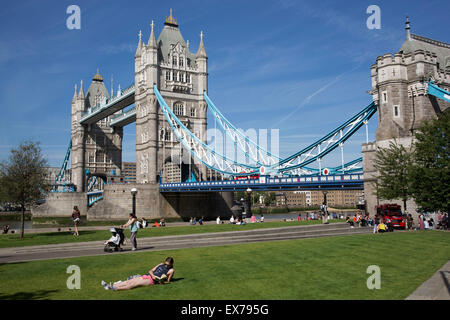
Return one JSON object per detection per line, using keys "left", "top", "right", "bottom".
{"left": 0, "top": 219, "right": 344, "bottom": 248}
{"left": 0, "top": 231, "right": 448, "bottom": 300}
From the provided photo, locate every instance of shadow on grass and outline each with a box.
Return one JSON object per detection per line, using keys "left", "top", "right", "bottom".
{"left": 0, "top": 289, "right": 59, "bottom": 300}
{"left": 31, "top": 230, "right": 100, "bottom": 237}
{"left": 170, "top": 277, "right": 184, "bottom": 282}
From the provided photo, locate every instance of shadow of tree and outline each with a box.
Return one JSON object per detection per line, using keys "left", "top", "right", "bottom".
{"left": 0, "top": 289, "right": 59, "bottom": 300}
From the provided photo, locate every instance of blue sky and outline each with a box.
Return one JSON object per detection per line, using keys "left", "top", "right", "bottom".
{"left": 0, "top": 0, "right": 448, "bottom": 169}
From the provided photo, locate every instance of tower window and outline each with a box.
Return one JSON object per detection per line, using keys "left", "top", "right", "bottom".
{"left": 393, "top": 105, "right": 400, "bottom": 117}
{"left": 190, "top": 108, "right": 196, "bottom": 117}
{"left": 179, "top": 57, "right": 184, "bottom": 67}
{"left": 172, "top": 56, "right": 177, "bottom": 66}
{"left": 166, "top": 71, "right": 170, "bottom": 81}
{"left": 382, "top": 91, "right": 388, "bottom": 103}
{"left": 174, "top": 103, "right": 185, "bottom": 116}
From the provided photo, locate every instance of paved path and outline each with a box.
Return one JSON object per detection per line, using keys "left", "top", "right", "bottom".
{"left": 0, "top": 223, "right": 372, "bottom": 264}
{"left": 406, "top": 260, "right": 450, "bottom": 300}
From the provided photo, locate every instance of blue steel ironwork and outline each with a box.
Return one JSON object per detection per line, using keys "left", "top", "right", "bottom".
{"left": 87, "top": 176, "right": 97, "bottom": 192}
{"left": 87, "top": 190, "right": 103, "bottom": 207}
{"left": 428, "top": 81, "right": 450, "bottom": 103}
{"left": 271, "top": 102, "right": 377, "bottom": 175}
{"left": 154, "top": 85, "right": 259, "bottom": 176}
{"left": 80, "top": 83, "right": 135, "bottom": 124}
{"left": 52, "top": 140, "right": 73, "bottom": 192}
{"left": 160, "top": 173, "right": 364, "bottom": 192}
{"left": 109, "top": 106, "right": 136, "bottom": 127}
{"left": 204, "top": 92, "right": 280, "bottom": 166}
{"left": 157, "top": 85, "right": 375, "bottom": 177}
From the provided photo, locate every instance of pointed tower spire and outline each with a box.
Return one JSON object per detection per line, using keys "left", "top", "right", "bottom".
{"left": 135, "top": 30, "right": 143, "bottom": 57}
{"left": 405, "top": 15, "right": 411, "bottom": 40}
{"left": 196, "top": 30, "right": 207, "bottom": 58}
{"left": 72, "top": 84, "right": 78, "bottom": 101}
{"left": 78, "top": 80, "right": 84, "bottom": 98}
{"left": 148, "top": 20, "right": 157, "bottom": 48}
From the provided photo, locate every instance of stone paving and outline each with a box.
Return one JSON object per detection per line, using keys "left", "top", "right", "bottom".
{"left": 0, "top": 223, "right": 371, "bottom": 264}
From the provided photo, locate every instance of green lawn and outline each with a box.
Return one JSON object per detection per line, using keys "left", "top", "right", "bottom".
{"left": 0, "top": 219, "right": 343, "bottom": 248}
{"left": 0, "top": 231, "right": 448, "bottom": 300}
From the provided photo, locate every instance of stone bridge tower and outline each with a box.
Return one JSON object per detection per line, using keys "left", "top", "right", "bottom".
{"left": 363, "top": 17, "right": 450, "bottom": 216}
{"left": 134, "top": 10, "right": 208, "bottom": 184}
{"left": 71, "top": 71, "right": 123, "bottom": 192}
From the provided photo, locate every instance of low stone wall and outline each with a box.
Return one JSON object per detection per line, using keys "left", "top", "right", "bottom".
{"left": 31, "top": 192, "right": 87, "bottom": 217}
{"left": 87, "top": 183, "right": 234, "bottom": 221}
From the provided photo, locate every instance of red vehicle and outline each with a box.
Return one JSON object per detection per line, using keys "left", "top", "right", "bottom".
{"left": 376, "top": 204, "right": 405, "bottom": 229}
{"left": 233, "top": 172, "right": 260, "bottom": 180}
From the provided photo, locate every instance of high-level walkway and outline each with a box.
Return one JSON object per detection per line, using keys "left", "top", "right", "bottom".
{"left": 0, "top": 223, "right": 371, "bottom": 264}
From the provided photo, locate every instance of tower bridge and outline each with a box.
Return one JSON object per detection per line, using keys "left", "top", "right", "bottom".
{"left": 32, "top": 14, "right": 450, "bottom": 220}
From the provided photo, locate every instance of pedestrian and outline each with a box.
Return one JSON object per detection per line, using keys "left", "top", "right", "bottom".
{"left": 251, "top": 214, "right": 256, "bottom": 223}
{"left": 2, "top": 225, "right": 9, "bottom": 234}
{"left": 122, "top": 213, "right": 139, "bottom": 251}
{"left": 192, "top": 217, "right": 197, "bottom": 225}
{"left": 260, "top": 214, "right": 265, "bottom": 223}
{"left": 373, "top": 214, "right": 380, "bottom": 234}
{"left": 407, "top": 214, "right": 413, "bottom": 231}
{"left": 216, "top": 216, "right": 221, "bottom": 224}
{"left": 198, "top": 216, "right": 204, "bottom": 225}
{"left": 72, "top": 206, "right": 81, "bottom": 236}
{"left": 297, "top": 214, "right": 301, "bottom": 222}
{"left": 189, "top": 217, "right": 193, "bottom": 225}
{"left": 443, "top": 213, "right": 448, "bottom": 230}
{"left": 418, "top": 214, "right": 425, "bottom": 230}
{"left": 229, "top": 215, "right": 235, "bottom": 224}
{"left": 159, "top": 218, "right": 166, "bottom": 227}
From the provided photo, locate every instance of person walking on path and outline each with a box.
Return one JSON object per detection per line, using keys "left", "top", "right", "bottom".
{"left": 71, "top": 206, "right": 81, "bottom": 236}
{"left": 122, "top": 213, "right": 139, "bottom": 251}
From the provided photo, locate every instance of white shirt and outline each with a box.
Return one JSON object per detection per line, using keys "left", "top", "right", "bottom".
{"left": 107, "top": 234, "right": 120, "bottom": 245}
{"left": 230, "top": 217, "right": 235, "bottom": 223}
{"left": 216, "top": 217, "right": 220, "bottom": 224}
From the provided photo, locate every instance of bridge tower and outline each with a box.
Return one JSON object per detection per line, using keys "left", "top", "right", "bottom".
{"left": 71, "top": 71, "right": 123, "bottom": 192}
{"left": 363, "top": 17, "right": 450, "bottom": 216}
{"left": 134, "top": 10, "right": 208, "bottom": 184}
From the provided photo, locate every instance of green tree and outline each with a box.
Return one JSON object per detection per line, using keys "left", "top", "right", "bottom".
{"left": 373, "top": 140, "right": 413, "bottom": 211}
{"left": 0, "top": 141, "right": 49, "bottom": 238}
{"left": 409, "top": 110, "right": 450, "bottom": 212}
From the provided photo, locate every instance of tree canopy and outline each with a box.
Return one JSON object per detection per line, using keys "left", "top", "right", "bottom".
{"left": 0, "top": 141, "right": 49, "bottom": 238}
{"left": 409, "top": 110, "right": 450, "bottom": 212}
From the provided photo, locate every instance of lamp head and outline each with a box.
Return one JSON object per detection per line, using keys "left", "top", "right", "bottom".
{"left": 131, "top": 188, "right": 138, "bottom": 195}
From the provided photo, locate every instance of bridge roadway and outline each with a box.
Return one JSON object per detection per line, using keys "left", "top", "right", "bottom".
{"left": 0, "top": 223, "right": 372, "bottom": 264}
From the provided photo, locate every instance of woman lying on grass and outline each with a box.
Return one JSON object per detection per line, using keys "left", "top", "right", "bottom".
{"left": 101, "top": 257, "right": 174, "bottom": 291}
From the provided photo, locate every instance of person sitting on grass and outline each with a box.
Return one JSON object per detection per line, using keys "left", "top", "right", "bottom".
{"left": 377, "top": 222, "right": 387, "bottom": 233}
{"left": 101, "top": 257, "right": 175, "bottom": 291}
{"left": 3, "top": 225, "right": 9, "bottom": 234}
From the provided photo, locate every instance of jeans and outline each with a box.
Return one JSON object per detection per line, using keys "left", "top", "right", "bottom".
{"left": 130, "top": 231, "right": 137, "bottom": 249}
{"left": 373, "top": 223, "right": 378, "bottom": 234}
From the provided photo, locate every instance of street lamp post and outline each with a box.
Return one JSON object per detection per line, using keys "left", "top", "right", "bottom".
{"left": 246, "top": 188, "right": 252, "bottom": 220}
{"left": 131, "top": 188, "right": 138, "bottom": 216}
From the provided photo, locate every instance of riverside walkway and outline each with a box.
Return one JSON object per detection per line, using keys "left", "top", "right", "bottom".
{"left": 0, "top": 222, "right": 370, "bottom": 264}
